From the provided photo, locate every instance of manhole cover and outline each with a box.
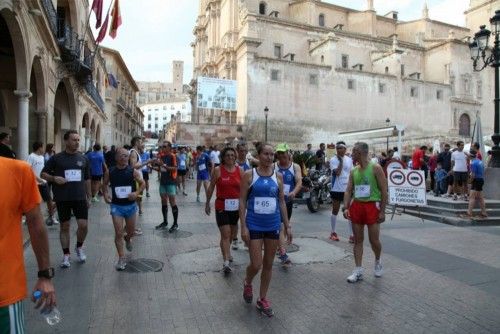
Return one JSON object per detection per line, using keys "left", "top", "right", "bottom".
{"left": 157, "top": 230, "right": 193, "bottom": 239}
{"left": 286, "top": 243, "right": 300, "bottom": 253}
{"left": 124, "top": 258, "right": 164, "bottom": 273}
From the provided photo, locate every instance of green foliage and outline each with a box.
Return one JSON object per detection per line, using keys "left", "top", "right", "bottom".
{"left": 292, "top": 151, "right": 317, "bottom": 174}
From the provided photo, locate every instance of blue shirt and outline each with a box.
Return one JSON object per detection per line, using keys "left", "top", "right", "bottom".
{"left": 140, "top": 152, "right": 150, "bottom": 171}
{"left": 276, "top": 162, "right": 296, "bottom": 203}
{"left": 435, "top": 169, "right": 447, "bottom": 183}
{"left": 86, "top": 151, "right": 105, "bottom": 176}
{"left": 177, "top": 153, "right": 187, "bottom": 171}
{"left": 470, "top": 159, "right": 484, "bottom": 179}
{"left": 197, "top": 152, "right": 210, "bottom": 173}
{"left": 246, "top": 169, "right": 281, "bottom": 232}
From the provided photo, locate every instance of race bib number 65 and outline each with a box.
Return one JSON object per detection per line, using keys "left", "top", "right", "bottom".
{"left": 254, "top": 197, "right": 276, "bottom": 215}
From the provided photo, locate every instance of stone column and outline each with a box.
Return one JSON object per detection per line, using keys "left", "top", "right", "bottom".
{"left": 14, "top": 90, "right": 32, "bottom": 160}
{"left": 35, "top": 109, "right": 48, "bottom": 143}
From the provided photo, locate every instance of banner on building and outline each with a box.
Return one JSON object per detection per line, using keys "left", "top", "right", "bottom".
{"left": 388, "top": 169, "right": 427, "bottom": 206}
{"left": 197, "top": 77, "right": 237, "bottom": 111}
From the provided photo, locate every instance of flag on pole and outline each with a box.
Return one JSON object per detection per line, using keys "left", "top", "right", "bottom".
{"left": 96, "top": 11, "right": 110, "bottom": 44}
{"left": 109, "top": 0, "right": 122, "bottom": 39}
{"left": 91, "top": 0, "right": 104, "bottom": 28}
{"left": 108, "top": 74, "right": 118, "bottom": 88}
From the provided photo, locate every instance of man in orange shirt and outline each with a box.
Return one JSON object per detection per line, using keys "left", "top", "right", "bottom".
{"left": 0, "top": 157, "right": 56, "bottom": 332}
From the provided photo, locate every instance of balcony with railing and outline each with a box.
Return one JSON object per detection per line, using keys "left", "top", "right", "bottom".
{"left": 125, "top": 106, "right": 133, "bottom": 117}
{"left": 85, "top": 82, "right": 104, "bottom": 113}
{"left": 117, "top": 97, "right": 126, "bottom": 111}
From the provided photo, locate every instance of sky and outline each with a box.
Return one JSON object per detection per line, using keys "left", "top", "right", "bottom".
{"left": 92, "top": 0, "right": 470, "bottom": 84}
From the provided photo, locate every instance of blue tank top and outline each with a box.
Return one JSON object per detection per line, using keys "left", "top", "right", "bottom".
{"left": 238, "top": 159, "right": 251, "bottom": 171}
{"left": 246, "top": 168, "right": 281, "bottom": 232}
{"left": 276, "top": 162, "right": 296, "bottom": 202}
{"left": 109, "top": 166, "right": 137, "bottom": 206}
{"left": 177, "top": 153, "right": 187, "bottom": 171}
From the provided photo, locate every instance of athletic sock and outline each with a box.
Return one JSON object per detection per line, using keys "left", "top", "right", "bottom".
{"left": 348, "top": 221, "right": 353, "bottom": 235}
{"left": 76, "top": 241, "right": 83, "bottom": 248}
{"left": 162, "top": 205, "right": 169, "bottom": 224}
{"left": 330, "top": 214, "right": 337, "bottom": 233}
{"left": 63, "top": 248, "right": 70, "bottom": 255}
{"left": 172, "top": 205, "right": 179, "bottom": 225}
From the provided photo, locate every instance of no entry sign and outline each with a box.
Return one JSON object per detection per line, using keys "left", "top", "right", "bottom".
{"left": 388, "top": 169, "right": 427, "bottom": 206}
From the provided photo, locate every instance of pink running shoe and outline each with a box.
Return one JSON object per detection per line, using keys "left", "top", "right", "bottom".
{"left": 243, "top": 280, "right": 253, "bottom": 303}
{"left": 256, "top": 298, "right": 274, "bottom": 317}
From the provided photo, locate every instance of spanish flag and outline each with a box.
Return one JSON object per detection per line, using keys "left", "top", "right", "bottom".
{"left": 109, "top": 0, "right": 122, "bottom": 39}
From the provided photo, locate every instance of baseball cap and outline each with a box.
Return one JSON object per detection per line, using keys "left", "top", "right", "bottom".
{"left": 276, "top": 143, "right": 289, "bottom": 152}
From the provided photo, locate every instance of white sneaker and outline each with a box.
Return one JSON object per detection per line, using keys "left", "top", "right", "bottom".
{"left": 374, "top": 261, "right": 383, "bottom": 277}
{"left": 232, "top": 239, "right": 239, "bottom": 250}
{"left": 347, "top": 268, "right": 363, "bottom": 283}
{"left": 134, "top": 228, "right": 143, "bottom": 236}
{"left": 60, "top": 255, "right": 71, "bottom": 268}
{"left": 115, "top": 258, "right": 127, "bottom": 271}
{"left": 75, "top": 247, "right": 87, "bottom": 263}
{"left": 222, "top": 262, "right": 232, "bottom": 273}
{"left": 51, "top": 217, "right": 60, "bottom": 225}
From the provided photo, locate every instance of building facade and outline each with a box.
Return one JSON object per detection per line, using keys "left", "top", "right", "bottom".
{"left": 0, "top": 0, "right": 109, "bottom": 158}
{"left": 137, "top": 61, "right": 187, "bottom": 106}
{"left": 141, "top": 97, "right": 192, "bottom": 134}
{"left": 191, "top": 0, "right": 498, "bottom": 144}
{"left": 101, "top": 47, "right": 143, "bottom": 147}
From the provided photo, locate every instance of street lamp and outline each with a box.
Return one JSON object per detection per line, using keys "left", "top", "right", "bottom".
{"left": 264, "top": 106, "right": 269, "bottom": 142}
{"left": 385, "top": 118, "right": 390, "bottom": 152}
{"left": 468, "top": 10, "right": 500, "bottom": 167}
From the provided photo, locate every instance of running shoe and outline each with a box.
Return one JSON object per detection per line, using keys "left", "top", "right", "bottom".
{"left": 349, "top": 235, "right": 355, "bottom": 244}
{"left": 329, "top": 232, "right": 340, "bottom": 241}
{"left": 232, "top": 239, "right": 239, "bottom": 250}
{"left": 256, "top": 298, "right": 274, "bottom": 317}
{"left": 125, "top": 238, "right": 133, "bottom": 252}
{"left": 168, "top": 224, "right": 179, "bottom": 233}
{"left": 75, "top": 247, "right": 87, "bottom": 263}
{"left": 146, "top": 192, "right": 150, "bottom": 198}
{"left": 243, "top": 281, "right": 253, "bottom": 303}
{"left": 228, "top": 255, "right": 234, "bottom": 263}
{"left": 155, "top": 222, "right": 168, "bottom": 230}
{"left": 45, "top": 217, "right": 54, "bottom": 226}
{"left": 223, "top": 263, "right": 232, "bottom": 274}
{"left": 115, "top": 258, "right": 127, "bottom": 271}
{"left": 134, "top": 228, "right": 143, "bottom": 236}
{"left": 374, "top": 261, "right": 383, "bottom": 277}
{"left": 278, "top": 252, "right": 291, "bottom": 266}
{"left": 347, "top": 268, "right": 363, "bottom": 283}
{"left": 60, "top": 255, "right": 71, "bottom": 268}
{"left": 51, "top": 217, "right": 60, "bottom": 225}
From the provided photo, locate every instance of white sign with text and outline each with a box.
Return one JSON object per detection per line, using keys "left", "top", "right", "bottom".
{"left": 388, "top": 169, "right": 427, "bottom": 206}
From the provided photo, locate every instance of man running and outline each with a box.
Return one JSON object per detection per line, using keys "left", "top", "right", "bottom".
{"left": 41, "top": 130, "right": 91, "bottom": 269}
{"left": 196, "top": 145, "right": 211, "bottom": 202}
{"left": 154, "top": 142, "right": 179, "bottom": 232}
{"left": 329, "top": 141, "right": 354, "bottom": 242}
{"left": 129, "top": 137, "right": 148, "bottom": 234}
{"left": 27, "top": 141, "right": 58, "bottom": 225}
{"left": 275, "top": 143, "right": 302, "bottom": 266}
{"left": 343, "top": 142, "right": 387, "bottom": 283}
{"left": 0, "top": 157, "right": 57, "bottom": 332}
{"left": 86, "top": 143, "right": 107, "bottom": 202}
{"left": 102, "top": 148, "right": 145, "bottom": 271}
{"left": 177, "top": 147, "right": 188, "bottom": 196}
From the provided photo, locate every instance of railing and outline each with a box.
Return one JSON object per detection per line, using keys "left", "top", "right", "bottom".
{"left": 117, "top": 97, "right": 126, "bottom": 110}
{"left": 40, "top": 0, "right": 58, "bottom": 36}
{"left": 125, "top": 107, "right": 133, "bottom": 117}
{"left": 85, "top": 81, "right": 105, "bottom": 112}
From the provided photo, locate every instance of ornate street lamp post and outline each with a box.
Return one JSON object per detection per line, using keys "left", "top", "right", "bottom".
{"left": 264, "top": 106, "right": 269, "bottom": 142}
{"left": 385, "top": 118, "right": 390, "bottom": 152}
{"left": 468, "top": 10, "right": 500, "bottom": 167}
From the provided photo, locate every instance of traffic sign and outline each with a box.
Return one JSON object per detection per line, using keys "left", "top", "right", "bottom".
{"left": 388, "top": 169, "right": 427, "bottom": 206}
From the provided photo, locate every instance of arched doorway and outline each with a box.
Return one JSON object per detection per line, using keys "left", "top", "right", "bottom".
{"left": 81, "top": 112, "right": 90, "bottom": 151}
{"left": 29, "top": 57, "right": 47, "bottom": 147}
{"left": 459, "top": 113, "right": 471, "bottom": 137}
{"left": 53, "top": 81, "right": 75, "bottom": 151}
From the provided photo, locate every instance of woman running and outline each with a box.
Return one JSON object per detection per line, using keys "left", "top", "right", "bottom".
{"left": 205, "top": 147, "right": 241, "bottom": 273}
{"left": 239, "top": 143, "right": 292, "bottom": 317}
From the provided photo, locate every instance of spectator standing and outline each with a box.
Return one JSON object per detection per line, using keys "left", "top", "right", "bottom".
{"left": 315, "top": 143, "right": 326, "bottom": 170}
{"left": 463, "top": 150, "right": 487, "bottom": 218}
{"left": 0, "top": 132, "right": 16, "bottom": 159}
{"left": 451, "top": 141, "right": 469, "bottom": 201}
{"left": 428, "top": 148, "right": 438, "bottom": 192}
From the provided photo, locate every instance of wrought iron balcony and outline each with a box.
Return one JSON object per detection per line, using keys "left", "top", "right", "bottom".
{"left": 40, "top": 0, "right": 58, "bottom": 36}
{"left": 85, "top": 81, "right": 104, "bottom": 113}
{"left": 117, "top": 97, "right": 126, "bottom": 110}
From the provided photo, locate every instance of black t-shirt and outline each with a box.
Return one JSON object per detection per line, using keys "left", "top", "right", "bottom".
{"left": 315, "top": 149, "right": 325, "bottom": 170}
{"left": 0, "top": 143, "right": 16, "bottom": 159}
{"left": 160, "top": 153, "right": 177, "bottom": 185}
{"left": 109, "top": 166, "right": 136, "bottom": 206}
{"left": 42, "top": 151, "right": 90, "bottom": 201}
{"left": 437, "top": 151, "right": 452, "bottom": 172}
{"left": 105, "top": 150, "right": 116, "bottom": 168}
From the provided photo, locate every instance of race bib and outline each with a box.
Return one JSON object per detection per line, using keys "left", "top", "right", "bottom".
{"left": 199, "top": 163, "right": 206, "bottom": 171}
{"left": 224, "top": 199, "right": 239, "bottom": 211}
{"left": 355, "top": 185, "right": 371, "bottom": 198}
{"left": 283, "top": 184, "right": 291, "bottom": 195}
{"left": 115, "top": 186, "right": 132, "bottom": 199}
{"left": 254, "top": 197, "right": 277, "bottom": 215}
{"left": 64, "top": 169, "right": 81, "bottom": 182}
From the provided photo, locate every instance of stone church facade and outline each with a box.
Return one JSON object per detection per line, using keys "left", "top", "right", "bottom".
{"left": 191, "top": 0, "right": 498, "bottom": 145}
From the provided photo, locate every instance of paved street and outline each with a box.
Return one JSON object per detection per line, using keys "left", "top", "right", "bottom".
{"left": 24, "top": 178, "right": 500, "bottom": 334}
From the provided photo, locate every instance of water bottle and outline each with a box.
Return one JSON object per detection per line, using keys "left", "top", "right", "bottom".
{"left": 33, "top": 291, "right": 62, "bottom": 325}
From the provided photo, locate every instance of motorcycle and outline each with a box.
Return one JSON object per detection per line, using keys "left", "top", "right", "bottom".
{"left": 303, "top": 168, "right": 332, "bottom": 213}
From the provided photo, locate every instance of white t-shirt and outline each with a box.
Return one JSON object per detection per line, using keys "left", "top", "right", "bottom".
{"left": 210, "top": 150, "right": 220, "bottom": 164}
{"left": 329, "top": 155, "right": 353, "bottom": 192}
{"left": 27, "top": 153, "right": 45, "bottom": 181}
{"left": 451, "top": 150, "right": 468, "bottom": 172}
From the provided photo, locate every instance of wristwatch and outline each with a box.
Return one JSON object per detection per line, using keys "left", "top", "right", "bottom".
{"left": 38, "top": 268, "right": 55, "bottom": 279}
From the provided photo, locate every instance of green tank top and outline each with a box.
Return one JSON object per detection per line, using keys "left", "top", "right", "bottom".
{"left": 352, "top": 162, "right": 382, "bottom": 202}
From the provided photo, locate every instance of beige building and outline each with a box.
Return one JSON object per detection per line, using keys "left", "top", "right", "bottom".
{"left": 137, "top": 61, "right": 186, "bottom": 106}
{"left": 191, "top": 0, "right": 498, "bottom": 144}
{"left": 101, "top": 47, "right": 143, "bottom": 147}
{"left": 0, "top": 0, "right": 110, "bottom": 158}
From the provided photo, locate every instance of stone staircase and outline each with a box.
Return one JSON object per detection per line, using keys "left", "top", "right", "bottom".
{"left": 396, "top": 196, "right": 500, "bottom": 226}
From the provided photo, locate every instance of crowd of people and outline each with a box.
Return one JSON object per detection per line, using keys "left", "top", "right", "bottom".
{"left": 1, "top": 127, "right": 489, "bottom": 329}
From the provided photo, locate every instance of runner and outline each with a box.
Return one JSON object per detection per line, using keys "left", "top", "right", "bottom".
{"left": 240, "top": 143, "right": 292, "bottom": 317}
{"left": 41, "top": 130, "right": 92, "bottom": 268}
{"left": 0, "top": 157, "right": 56, "bottom": 332}
{"left": 139, "top": 144, "right": 151, "bottom": 198}
{"left": 343, "top": 142, "right": 387, "bottom": 283}
{"left": 153, "top": 141, "right": 179, "bottom": 232}
{"left": 205, "top": 147, "right": 242, "bottom": 273}
{"left": 177, "top": 147, "right": 188, "bottom": 196}
{"left": 27, "top": 142, "right": 58, "bottom": 226}
{"left": 196, "top": 145, "right": 211, "bottom": 202}
{"left": 329, "top": 141, "right": 354, "bottom": 243}
{"left": 102, "top": 148, "right": 145, "bottom": 271}
{"left": 129, "top": 137, "right": 148, "bottom": 234}
{"left": 186, "top": 147, "right": 194, "bottom": 179}
{"left": 86, "top": 143, "right": 107, "bottom": 202}
{"left": 232, "top": 141, "right": 252, "bottom": 250}
{"left": 275, "top": 143, "right": 302, "bottom": 267}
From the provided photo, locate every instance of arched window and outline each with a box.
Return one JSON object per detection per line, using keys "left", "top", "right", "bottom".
{"left": 259, "top": 2, "right": 266, "bottom": 15}
{"left": 319, "top": 14, "right": 325, "bottom": 27}
{"left": 459, "top": 113, "right": 471, "bottom": 137}
{"left": 321, "top": 55, "right": 324, "bottom": 63}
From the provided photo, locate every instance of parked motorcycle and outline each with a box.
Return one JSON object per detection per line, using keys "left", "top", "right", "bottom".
{"left": 303, "top": 169, "right": 332, "bottom": 213}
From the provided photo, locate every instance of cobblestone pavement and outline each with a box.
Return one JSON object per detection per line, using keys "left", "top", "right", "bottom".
{"left": 23, "top": 177, "right": 500, "bottom": 333}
